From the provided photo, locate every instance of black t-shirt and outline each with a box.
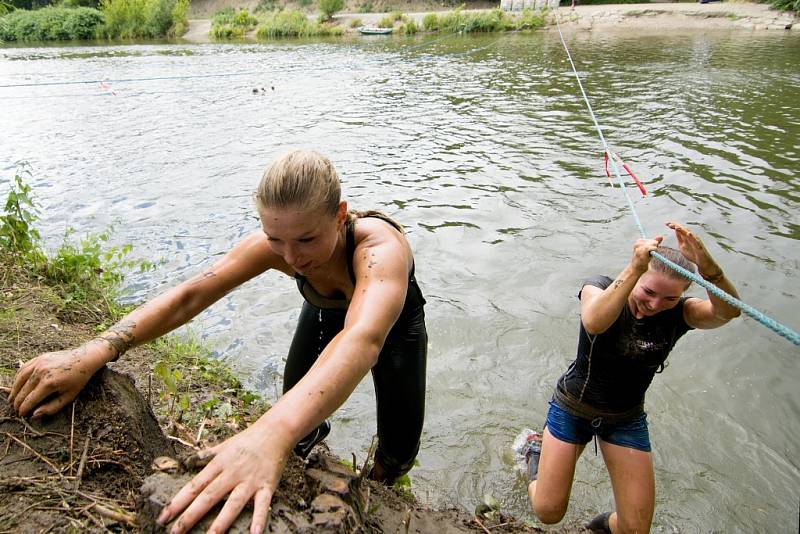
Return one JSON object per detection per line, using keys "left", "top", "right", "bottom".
{"left": 557, "top": 275, "right": 694, "bottom": 414}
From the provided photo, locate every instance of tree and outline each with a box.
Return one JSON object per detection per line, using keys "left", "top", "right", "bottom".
{"left": 318, "top": 0, "right": 343, "bottom": 22}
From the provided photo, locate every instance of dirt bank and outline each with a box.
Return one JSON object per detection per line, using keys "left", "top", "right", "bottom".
{"left": 0, "top": 259, "right": 585, "bottom": 533}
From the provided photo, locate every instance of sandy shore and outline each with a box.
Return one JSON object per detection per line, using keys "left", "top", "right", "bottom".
{"left": 181, "top": 2, "right": 798, "bottom": 43}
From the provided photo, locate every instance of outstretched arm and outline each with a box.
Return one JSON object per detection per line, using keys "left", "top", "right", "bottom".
{"left": 9, "top": 232, "right": 277, "bottom": 418}
{"left": 156, "top": 222, "right": 412, "bottom": 534}
{"left": 580, "top": 235, "right": 663, "bottom": 335}
{"left": 668, "top": 222, "right": 741, "bottom": 329}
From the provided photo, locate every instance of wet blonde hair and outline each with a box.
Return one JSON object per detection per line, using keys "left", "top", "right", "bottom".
{"left": 255, "top": 150, "right": 341, "bottom": 216}
{"left": 650, "top": 246, "right": 696, "bottom": 286}
{"left": 255, "top": 150, "right": 405, "bottom": 233}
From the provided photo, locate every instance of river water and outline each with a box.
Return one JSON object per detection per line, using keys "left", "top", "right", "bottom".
{"left": 1, "top": 28, "right": 798, "bottom": 532}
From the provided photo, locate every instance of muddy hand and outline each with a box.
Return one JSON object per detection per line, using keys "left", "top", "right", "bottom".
{"left": 157, "top": 424, "right": 292, "bottom": 534}
{"left": 630, "top": 235, "right": 663, "bottom": 274}
{"left": 9, "top": 347, "right": 102, "bottom": 418}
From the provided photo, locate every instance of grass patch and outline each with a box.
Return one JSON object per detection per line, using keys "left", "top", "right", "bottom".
{"left": 422, "top": 7, "right": 543, "bottom": 33}
{"left": 211, "top": 6, "right": 257, "bottom": 38}
{"left": 149, "top": 334, "right": 269, "bottom": 441}
{"left": 426, "top": 7, "right": 513, "bottom": 33}
{"left": 255, "top": 8, "right": 342, "bottom": 38}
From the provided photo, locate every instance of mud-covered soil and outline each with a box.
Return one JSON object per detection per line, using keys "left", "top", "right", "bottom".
{"left": 0, "top": 259, "right": 584, "bottom": 533}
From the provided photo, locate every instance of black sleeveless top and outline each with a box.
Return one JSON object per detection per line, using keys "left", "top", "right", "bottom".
{"left": 555, "top": 275, "right": 693, "bottom": 420}
{"left": 294, "top": 215, "right": 419, "bottom": 311}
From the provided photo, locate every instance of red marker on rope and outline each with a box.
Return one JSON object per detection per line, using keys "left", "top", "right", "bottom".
{"left": 99, "top": 80, "right": 117, "bottom": 96}
{"left": 604, "top": 151, "right": 647, "bottom": 197}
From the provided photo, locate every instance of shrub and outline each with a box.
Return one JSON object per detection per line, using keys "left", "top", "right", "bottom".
{"left": 255, "top": 8, "right": 342, "bottom": 38}
{"left": 0, "top": 6, "right": 104, "bottom": 41}
{"left": 356, "top": 0, "right": 372, "bottom": 12}
{"left": 349, "top": 17, "right": 361, "bottom": 27}
{"left": 317, "top": 0, "right": 343, "bottom": 21}
{"left": 398, "top": 19, "right": 417, "bottom": 34}
{"left": 211, "top": 7, "right": 257, "bottom": 38}
{"left": 514, "top": 8, "right": 544, "bottom": 30}
{"left": 99, "top": 0, "right": 187, "bottom": 39}
{"left": 421, "top": 12, "right": 438, "bottom": 30}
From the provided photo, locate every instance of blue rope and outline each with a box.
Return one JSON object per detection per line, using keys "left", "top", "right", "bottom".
{"left": 553, "top": 12, "right": 800, "bottom": 347}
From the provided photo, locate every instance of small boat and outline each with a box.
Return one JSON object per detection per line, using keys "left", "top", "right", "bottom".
{"left": 357, "top": 26, "right": 393, "bottom": 35}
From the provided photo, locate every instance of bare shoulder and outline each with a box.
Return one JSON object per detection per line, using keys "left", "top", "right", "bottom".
{"left": 351, "top": 217, "right": 413, "bottom": 273}
{"left": 579, "top": 284, "right": 604, "bottom": 302}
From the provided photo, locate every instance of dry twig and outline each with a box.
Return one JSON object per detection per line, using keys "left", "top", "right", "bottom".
{"left": 69, "top": 401, "right": 75, "bottom": 476}
{"left": 73, "top": 433, "right": 91, "bottom": 492}
{"left": 92, "top": 503, "right": 137, "bottom": 526}
{"left": 473, "top": 516, "right": 492, "bottom": 534}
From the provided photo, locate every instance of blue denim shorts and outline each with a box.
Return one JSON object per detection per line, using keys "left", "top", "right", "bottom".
{"left": 545, "top": 400, "right": 652, "bottom": 452}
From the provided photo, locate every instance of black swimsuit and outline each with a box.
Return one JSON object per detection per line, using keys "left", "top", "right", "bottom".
{"left": 283, "top": 215, "right": 427, "bottom": 480}
{"left": 555, "top": 275, "right": 693, "bottom": 422}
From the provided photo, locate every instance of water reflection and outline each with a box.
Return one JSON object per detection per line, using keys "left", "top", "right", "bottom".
{"left": 1, "top": 29, "right": 798, "bottom": 533}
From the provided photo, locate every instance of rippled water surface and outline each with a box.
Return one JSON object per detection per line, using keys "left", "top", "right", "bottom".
{"left": 2, "top": 29, "right": 799, "bottom": 532}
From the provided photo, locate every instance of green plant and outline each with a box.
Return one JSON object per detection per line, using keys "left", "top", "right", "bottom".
{"left": 356, "top": 0, "right": 372, "bottom": 12}
{"left": 317, "top": 0, "right": 342, "bottom": 21}
{"left": 0, "top": 162, "right": 42, "bottom": 260}
{"left": 421, "top": 12, "right": 438, "bottom": 30}
{"left": 514, "top": 8, "right": 544, "bottom": 30}
{"left": 211, "top": 6, "right": 257, "bottom": 38}
{"left": 43, "top": 228, "right": 155, "bottom": 320}
{"left": 398, "top": 19, "right": 417, "bottom": 34}
{"left": 349, "top": 17, "right": 361, "bottom": 27}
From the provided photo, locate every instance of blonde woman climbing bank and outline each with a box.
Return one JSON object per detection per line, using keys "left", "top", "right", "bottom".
{"left": 9, "top": 150, "right": 428, "bottom": 534}
{"left": 526, "top": 222, "right": 740, "bottom": 534}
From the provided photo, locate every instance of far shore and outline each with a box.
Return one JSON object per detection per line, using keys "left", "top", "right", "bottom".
{"left": 181, "top": 2, "right": 798, "bottom": 43}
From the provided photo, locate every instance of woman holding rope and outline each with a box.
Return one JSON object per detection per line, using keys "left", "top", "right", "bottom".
{"left": 525, "top": 222, "right": 741, "bottom": 534}
{"left": 9, "top": 149, "right": 427, "bottom": 534}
